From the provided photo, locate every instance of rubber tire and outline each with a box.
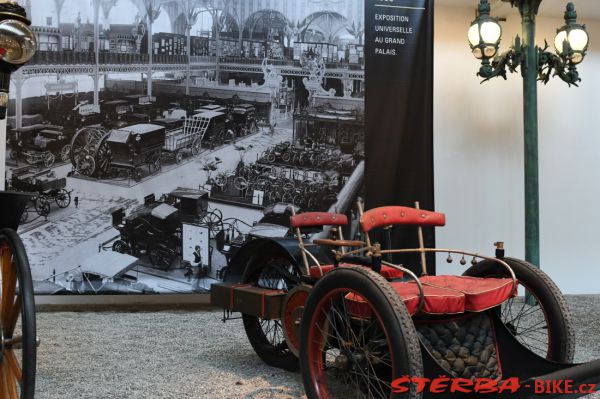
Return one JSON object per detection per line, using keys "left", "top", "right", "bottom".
{"left": 1, "top": 228, "right": 37, "bottom": 399}
{"left": 463, "top": 257, "right": 575, "bottom": 362}
{"left": 299, "top": 266, "right": 423, "bottom": 399}
{"left": 241, "top": 251, "right": 302, "bottom": 372}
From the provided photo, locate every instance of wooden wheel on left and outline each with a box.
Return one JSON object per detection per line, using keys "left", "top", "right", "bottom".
{"left": 0, "top": 228, "right": 36, "bottom": 399}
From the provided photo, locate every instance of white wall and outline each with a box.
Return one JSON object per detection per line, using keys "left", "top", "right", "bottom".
{"left": 434, "top": 5, "right": 600, "bottom": 294}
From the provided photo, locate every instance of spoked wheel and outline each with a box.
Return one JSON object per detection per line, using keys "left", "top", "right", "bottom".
{"left": 175, "top": 151, "right": 184, "bottom": 164}
{"left": 33, "top": 197, "right": 51, "bottom": 218}
{"left": 148, "top": 247, "right": 176, "bottom": 271}
{"left": 60, "top": 145, "right": 71, "bottom": 162}
{"left": 0, "top": 229, "right": 37, "bottom": 399}
{"left": 300, "top": 266, "right": 423, "bottom": 399}
{"left": 43, "top": 153, "right": 55, "bottom": 168}
{"left": 464, "top": 257, "right": 575, "bottom": 362}
{"left": 54, "top": 189, "right": 71, "bottom": 209}
{"left": 233, "top": 176, "right": 248, "bottom": 191}
{"left": 70, "top": 127, "right": 110, "bottom": 177}
{"left": 242, "top": 252, "right": 303, "bottom": 371}
{"left": 112, "top": 240, "right": 131, "bottom": 254}
{"left": 191, "top": 139, "right": 202, "bottom": 156}
{"left": 75, "top": 155, "right": 96, "bottom": 177}
{"left": 201, "top": 211, "right": 223, "bottom": 236}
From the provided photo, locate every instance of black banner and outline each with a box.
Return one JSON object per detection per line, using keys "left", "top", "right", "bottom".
{"left": 365, "top": 0, "right": 435, "bottom": 273}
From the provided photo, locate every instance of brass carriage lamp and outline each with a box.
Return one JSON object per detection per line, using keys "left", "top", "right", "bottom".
{"left": 554, "top": 3, "right": 589, "bottom": 65}
{"left": 0, "top": 0, "right": 36, "bottom": 119}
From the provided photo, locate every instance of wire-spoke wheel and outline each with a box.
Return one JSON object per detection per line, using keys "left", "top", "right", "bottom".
{"left": 0, "top": 229, "right": 37, "bottom": 399}
{"left": 464, "top": 257, "right": 575, "bottom": 362}
{"left": 54, "top": 189, "right": 71, "bottom": 209}
{"left": 300, "top": 266, "right": 423, "bottom": 399}
{"left": 242, "top": 252, "right": 302, "bottom": 371}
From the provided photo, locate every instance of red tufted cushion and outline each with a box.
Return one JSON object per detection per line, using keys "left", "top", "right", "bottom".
{"left": 345, "top": 282, "right": 465, "bottom": 317}
{"left": 420, "top": 275, "right": 516, "bottom": 312}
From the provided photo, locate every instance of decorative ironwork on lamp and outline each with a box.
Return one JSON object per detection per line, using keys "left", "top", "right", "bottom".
{"left": 468, "top": 0, "right": 589, "bottom": 86}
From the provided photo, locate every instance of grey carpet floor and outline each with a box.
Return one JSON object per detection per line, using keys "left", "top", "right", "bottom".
{"left": 34, "top": 296, "right": 600, "bottom": 399}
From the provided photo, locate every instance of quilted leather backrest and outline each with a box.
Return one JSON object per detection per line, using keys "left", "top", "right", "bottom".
{"left": 360, "top": 206, "right": 446, "bottom": 232}
{"left": 289, "top": 212, "right": 348, "bottom": 228}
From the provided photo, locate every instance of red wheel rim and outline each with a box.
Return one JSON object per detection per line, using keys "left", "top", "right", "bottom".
{"left": 305, "top": 288, "right": 396, "bottom": 399}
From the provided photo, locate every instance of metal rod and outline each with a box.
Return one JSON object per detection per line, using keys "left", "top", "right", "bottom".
{"left": 381, "top": 260, "right": 425, "bottom": 313}
{"left": 415, "top": 201, "right": 428, "bottom": 276}
{"left": 378, "top": 247, "right": 517, "bottom": 292}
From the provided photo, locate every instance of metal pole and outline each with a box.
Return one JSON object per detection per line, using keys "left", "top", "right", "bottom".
{"left": 15, "top": 71, "right": 23, "bottom": 130}
{"left": 186, "top": 26, "right": 191, "bottom": 96}
{"left": 0, "top": 117, "right": 6, "bottom": 190}
{"left": 519, "top": 0, "right": 540, "bottom": 268}
{"left": 93, "top": 0, "right": 100, "bottom": 106}
{"left": 147, "top": 14, "right": 153, "bottom": 96}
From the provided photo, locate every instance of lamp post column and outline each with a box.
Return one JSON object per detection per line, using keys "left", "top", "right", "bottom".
{"left": 519, "top": 0, "right": 541, "bottom": 268}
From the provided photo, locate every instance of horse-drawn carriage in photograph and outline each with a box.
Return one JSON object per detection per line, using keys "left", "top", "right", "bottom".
{"left": 212, "top": 200, "right": 600, "bottom": 398}
{"left": 105, "top": 123, "right": 166, "bottom": 181}
{"left": 9, "top": 166, "right": 71, "bottom": 223}
{"left": 230, "top": 103, "right": 258, "bottom": 137}
{"left": 110, "top": 188, "right": 211, "bottom": 271}
{"left": 8, "top": 123, "right": 71, "bottom": 167}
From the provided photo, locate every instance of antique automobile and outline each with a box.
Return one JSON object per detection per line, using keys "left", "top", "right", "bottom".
{"left": 230, "top": 103, "right": 258, "bottom": 137}
{"left": 0, "top": 192, "right": 38, "bottom": 399}
{"left": 9, "top": 165, "right": 71, "bottom": 223}
{"left": 110, "top": 188, "right": 210, "bottom": 270}
{"left": 106, "top": 123, "right": 165, "bottom": 181}
{"left": 9, "top": 123, "right": 71, "bottom": 166}
{"left": 212, "top": 201, "right": 600, "bottom": 398}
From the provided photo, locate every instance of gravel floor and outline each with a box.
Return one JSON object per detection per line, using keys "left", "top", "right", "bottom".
{"left": 35, "top": 296, "right": 600, "bottom": 399}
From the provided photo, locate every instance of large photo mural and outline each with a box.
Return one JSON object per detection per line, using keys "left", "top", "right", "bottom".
{"left": 6, "top": 0, "right": 366, "bottom": 294}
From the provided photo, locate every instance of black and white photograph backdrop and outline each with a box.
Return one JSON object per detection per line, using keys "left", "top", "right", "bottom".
{"left": 5, "top": 0, "right": 368, "bottom": 295}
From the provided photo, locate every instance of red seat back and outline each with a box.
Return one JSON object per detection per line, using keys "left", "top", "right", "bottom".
{"left": 360, "top": 206, "right": 445, "bottom": 232}
{"left": 290, "top": 212, "right": 348, "bottom": 228}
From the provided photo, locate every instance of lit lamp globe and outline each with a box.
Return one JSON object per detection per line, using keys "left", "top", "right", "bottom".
{"left": 468, "top": 14, "right": 502, "bottom": 59}
{"left": 554, "top": 2, "right": 589, "bottom": 65}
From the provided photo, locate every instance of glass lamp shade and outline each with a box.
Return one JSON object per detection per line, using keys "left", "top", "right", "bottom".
{"left": 0, "top": 19, "right": 37, "bottom": 65}
{"left": 468, "top": 19, "right": 501, "bottom": 59}
{"left": 555, "top": 26, "right": 589, "bottom": 64}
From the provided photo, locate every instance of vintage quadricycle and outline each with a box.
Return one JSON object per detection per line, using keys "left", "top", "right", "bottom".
{"left": 212, "top": 201, "right": 600, "bottom": 398}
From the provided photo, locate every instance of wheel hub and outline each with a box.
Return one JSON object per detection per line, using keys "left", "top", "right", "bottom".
{"left": 334, "top": 350, "right": 367, "bottom": 371}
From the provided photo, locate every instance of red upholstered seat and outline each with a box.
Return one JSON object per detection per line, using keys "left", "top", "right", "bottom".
{"left": 390, "top": 282, "right": 466, "bottom": 315}
{"left": 345, "top": 283, "right": 465, "bottom": 317}
{"left": 344, "top": 275, "right": 515, "bottom": 316}
{"left": 309, "top": 263, "right": 405, "bottom": 279}
{"left": 420, "top": 275, "right": 516, "bottom": 312}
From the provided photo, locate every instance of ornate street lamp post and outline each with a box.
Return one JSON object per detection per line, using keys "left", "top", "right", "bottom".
{"left": 468, "top": 0, "right": 589, "bottom": 268}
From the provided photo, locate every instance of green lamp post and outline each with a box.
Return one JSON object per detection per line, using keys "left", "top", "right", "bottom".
{"left": 468, "top": 0, "right": 589, "bottom": 268}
